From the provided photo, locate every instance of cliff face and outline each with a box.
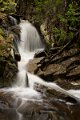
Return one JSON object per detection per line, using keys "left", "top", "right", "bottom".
{"left": 0, "top": 1, "right": 18, "bottom": 87}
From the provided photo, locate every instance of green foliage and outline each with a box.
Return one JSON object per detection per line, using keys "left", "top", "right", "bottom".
{"left": 52, "top": 1, "right": 80, "bottom": 46}
{"left": 58, "top": 14, "right": 67, "bottom": 24}
{"left": 52, "top": 27, "right": 66, "bottom": 45}
{"left": 33, "top": 0, "right": 80, "bottom": 47}
{"left": 33, "top": 0, "right": 63, "bottom": 22}
{"left": 67, "top": 32, "right": 74, "bottom": 41}
{"left": 0, "top": 0, "right": 16, "bottom": 59}
{"left": 0, "top": 0, "right": 16, "bottom": 13}
{"left": 0, "top": 28, "right": 5, "bottom": 41}
{"left": 66, "top": 3, "right": 79, "bottom": 28}
{"left": 0, "top": 28, "right": 5, "bottom": 37}
{"left": 0, "top": 34, "right": 13, "bottom": 57}
{"left": 0, "top": 34, "right": 4, "bottom": 40}
{"left": 33, "top": 0, "right": 53, "bottom": 22}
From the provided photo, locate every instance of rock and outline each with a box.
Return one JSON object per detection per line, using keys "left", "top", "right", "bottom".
{"left": 8, "top": 14, "right": 22, "bottom": 23}
{"left": 40, "top": 23, "right": 54, "bottom": 46}
{"left": 34, "top": 51, "right": 46, "bottom": 58}
{"left": 66, "top": 65, "right": 80, "bottom": 79}
{"left": 61, "top": 56, "right": 80, "bottom": 68}
{"left": 0, "top": 91, "right": 20, "bottom": 120}
{"left": 27, "top": 47, "right": 80, "bottom": 82}
{"left": 0, "top": 12, "right": 19, "bottom": 87}
{"left": 3, "top": 61, "right": 18, "bottom": 87}
{"left": 0, "top": 55, "right": 18, "bottom": 87}
{"left": 28, "top": 61, "right": 66, "bottom": 82}
{"left": 55, "top": 80, "right": 80, "bottom": 90}
{"left": 34, "top": 83, "right": 78, "bottom": 104}
{"left": 0, "top": 18, "right": 3, "bottom": 25}
{"left": 0, "top": 82, "right": 80, "bottom": 120}
{"left": 37, "top": 64, "right": 66, "bottom": 82}
{"left": 14, "top": 53, "right": 21, "bottom": 61}
{"left": 27, "top": 57, "right": 44, "bottom": 74}
{"left": 0, "top": 108, "right": 19, "bottom": 120}
{"left": 17, "top": 98, "right": 70, "bottom": 120}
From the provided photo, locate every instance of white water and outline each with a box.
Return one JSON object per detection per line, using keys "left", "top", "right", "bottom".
{"left": 19, "top": 20, "right": 44, "bottom": 52}
{"left": 13, "top": 20, "right": 80, "bottom": 103}
{"left": 8, "top": 20, "right": 44, "bottom": 101}
{"left": 1, "top": 20, "right": 80, "bottom": 101}
{"left": 8, "top": 15, "right": 17, "bottom": 25}
{"left": 1, "top": 20, "right": 80, "bottom": 119}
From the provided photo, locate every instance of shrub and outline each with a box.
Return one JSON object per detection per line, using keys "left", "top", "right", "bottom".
{"left": 0, "top": 0, "right": 16, "bottom": 13}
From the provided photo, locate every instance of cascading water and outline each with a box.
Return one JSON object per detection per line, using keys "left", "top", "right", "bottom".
{"left": 13, "top": 20, "right": 80, "bottom": 103}
{"left": 11, "top": 20, "right": 45, "bottom": 101}
{"left": 8, "top": 15, "right": 17, "bottom": 25}
{"left": 19, "top": 20, "right": 44, "bottom": 52}
{"left": 1, "top": 20, "right": 80, "bottom": 120}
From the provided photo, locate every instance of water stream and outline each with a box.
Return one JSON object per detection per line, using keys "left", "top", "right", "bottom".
{"left": 0, "top": 20, "right": 80, "bottom": 120}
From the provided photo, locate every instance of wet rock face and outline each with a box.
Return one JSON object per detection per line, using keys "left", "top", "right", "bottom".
{"left": 3, "top": 60, "right": 18, "bottom": 87}
{"left": 0, "top": 108, "right": 19, "bottom": 120}
{"left": 0, "top": 83, "right": 80, "bottom": 120}
{"left": 0, "top": 56, "right": 18, "bottom": 87}
{"left": 0, "top": 14, "right": 19, "bottom": 87}
{"left": 27, "top": 47, "right": 80, "bottom": 83}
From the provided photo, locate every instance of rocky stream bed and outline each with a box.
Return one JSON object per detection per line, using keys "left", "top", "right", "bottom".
{"left": 0, "top": 82, "right": 80, "bottom": 120}
{"left": 0, "top": 45, "right": 80, "bottom": 120}
{"left": 0, "top": 3, "right": 80, "bottom": 119}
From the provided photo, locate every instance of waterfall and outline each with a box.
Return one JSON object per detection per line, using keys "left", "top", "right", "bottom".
{"left": 9, "top": 20, "right": 45, "bottom": 103}
{"left": 8, "top": 15, "right": 17, "bottom": 25}
{"left": 19, "top": 20, "right": 44, "bottom": 52}
{"left": 13, "top": 20, "right": 44, "bottom": 88}
{"left": 12, "top": 20, "right": 80, "bottom": 103}
{"left": 1, "top": 20, "right": 80, "bottom": 120}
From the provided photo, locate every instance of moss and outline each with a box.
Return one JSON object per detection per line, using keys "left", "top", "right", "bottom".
{"left": 0, "top": 34, "right": 4, "bottom": 40}
{"left": 0, "top": 34, "right": 13, "bottom": 57}
{"left": 0, "top": 0, "right": 16, "bottom": 14}
{"left": 0, "top": 28, "right": 5, "bottom": 40}
{"left": 0, "top": 0, "right": 15, "bottom": 60}
{"left": 0, "top": 28, "right": 4, "bottom": 36}
{"left": 0, "top": 12, "right": 6, "bottom": 20}
{"left": 0, "top": 0, "right": 18, "bottom": 87}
